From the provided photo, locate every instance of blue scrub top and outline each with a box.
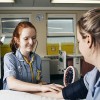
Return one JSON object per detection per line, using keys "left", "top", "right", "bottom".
{"left": 84, "top": 67, "right": 100, "bottom": 100}
{"left": 3, "top": 49, "right": 42, "bottom": 90}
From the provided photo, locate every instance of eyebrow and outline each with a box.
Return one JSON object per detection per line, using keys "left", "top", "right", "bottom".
{"left": 23, "top": 35, "right": 36, "bottom": 38}
{"left": 32, "top": 35, "right": 36, "bottom": 38}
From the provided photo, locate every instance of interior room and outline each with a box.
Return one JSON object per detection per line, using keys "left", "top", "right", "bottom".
{"left": 0, "top": 0, "right": 100, "bottom": 100}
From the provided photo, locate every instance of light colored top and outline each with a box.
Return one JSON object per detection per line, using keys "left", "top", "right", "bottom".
{"left": 3, "top": 49, "right": 42, "bottom": 90}
{"left": 84, "top": 67, "right": 100, "bottom": 100}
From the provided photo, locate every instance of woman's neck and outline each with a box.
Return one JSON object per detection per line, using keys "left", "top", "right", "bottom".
{"left": 93, "top": 50, "right": 100, "bottom": 71}
{"left": 19, "top": 49, "right": 30, "bottom": 59}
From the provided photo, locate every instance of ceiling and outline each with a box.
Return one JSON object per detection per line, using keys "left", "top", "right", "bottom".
{"left": 0, "top": 0, "right": 100, "bottom": 8}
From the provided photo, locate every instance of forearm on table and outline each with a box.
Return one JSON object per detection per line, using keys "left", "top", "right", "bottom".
{"left": 7, "top": 76, "right": 42, "bottom": 92}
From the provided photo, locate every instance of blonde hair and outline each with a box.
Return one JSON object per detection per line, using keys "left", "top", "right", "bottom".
{"left": 77, "top": 8, "right": 100, "bottom": 48}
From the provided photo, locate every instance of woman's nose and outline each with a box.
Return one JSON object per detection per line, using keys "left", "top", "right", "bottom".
{"left": 29, "top": 38, "right": 33, "bottom": 44}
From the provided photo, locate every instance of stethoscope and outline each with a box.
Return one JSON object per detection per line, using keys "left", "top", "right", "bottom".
{"left": 34, "top": 39, "right": 38, "bottom": 53}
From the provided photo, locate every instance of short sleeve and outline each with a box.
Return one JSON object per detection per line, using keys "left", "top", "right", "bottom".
{"left": 3, "top": 53, "right": 17, "bottom": 82}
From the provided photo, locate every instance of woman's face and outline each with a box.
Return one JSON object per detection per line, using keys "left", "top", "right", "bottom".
{"left": 77, "top": 29, "right": 90, "bottom": 61}
{"left": 18, "top": 27, "right": 36, "bottom": 53}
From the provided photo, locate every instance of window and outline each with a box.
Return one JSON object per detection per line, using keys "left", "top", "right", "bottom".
{"left": 47, "top": 14, "right": 76, "bottom": 36}
{"left": 47, "top": 14, "right": 76, "bottom": 55}
{"left": 48, "top": 18, "right": 74, "bottom": 36}
{"left": 0, "top": 14, "right": 31, "bottom": 37}
{"left": 2, "top": 18, "right": 29, "bottom": 34}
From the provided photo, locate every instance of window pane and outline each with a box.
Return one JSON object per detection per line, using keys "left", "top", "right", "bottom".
{"left": 2, "top": 18, "right": 29, "bottom": 34}
{"left": 47, "top": 36, "right": 75, "bottom": 44}
{"left": 47, "top": 37, "right": 75, "bottom": 55}
{"left": 48, "top": 18, "right": 73, "bottom": 34}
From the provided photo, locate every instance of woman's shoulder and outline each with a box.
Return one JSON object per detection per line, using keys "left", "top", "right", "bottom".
{"left": 34, "top": 53, "right": 41, "bottom": 58}
{"left": 4, "top": 52, "right": 15, "bottom": 59}
{"left": 33, "top": 53, "right": 42, "bottom": 63}
{"left": 85, "top": 67, "right": 97, "bottom": 76}
{"left": 84, "top": 67, "right": 97, "bottom": 88}
{"left": 35, "top": 53, "right": 40, "bottom": 57}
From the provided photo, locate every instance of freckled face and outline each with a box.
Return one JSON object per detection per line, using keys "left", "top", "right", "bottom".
{"left": 19, "top": 27, "right": 36, "bottom": 53}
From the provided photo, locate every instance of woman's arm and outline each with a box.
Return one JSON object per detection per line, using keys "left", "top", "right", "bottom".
{"left": 7, "top": 76, "right": 63, "bottom": 93}
{"left": 62, "top": 78, "right": 88, "bottom": 99}
{"left": 35, "top": 78, "right": 88, "bottom": 99}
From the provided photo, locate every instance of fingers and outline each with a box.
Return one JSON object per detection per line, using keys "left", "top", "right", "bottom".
{"left": 49, "top": 84, "right": 62, "bottom": 92}
{"left": 41, "top": 85, "right": 58, "bottom": 93}
{"left": 48, "top": 88, "right": 58, "bottom": 93}
{"left": 41, "top": 84, "right": 64, "bottom": 93}
{"left": 54, "top": 84, "right": 64, "bottom": 88}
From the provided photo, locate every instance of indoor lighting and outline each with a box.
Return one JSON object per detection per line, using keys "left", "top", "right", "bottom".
{"left": 0, "top": 0, "right": 14, "bottom": 3}
{"left": 51, "top": 0, "right": 100, "bottom": 4}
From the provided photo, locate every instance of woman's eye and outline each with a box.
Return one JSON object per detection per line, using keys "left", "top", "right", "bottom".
{"left": 77, "top": 41, "right": 79, "bottom": 44}
{"left": 24, "top": 38, "right": 28, "bottom": 40}
{"left": 32, "top": 37, "right": 36, "bottom": 40}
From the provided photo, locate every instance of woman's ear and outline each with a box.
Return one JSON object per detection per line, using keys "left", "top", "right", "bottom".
{"left": 14, "top": 37, "right": 19, "bottom": 44}
{"left": 86, "top": 34, "right": 92, "bottom": 48}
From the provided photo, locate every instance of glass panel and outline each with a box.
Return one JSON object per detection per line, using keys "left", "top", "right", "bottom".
{"left": 47, "top": 36, "right": 75, "bottom": 55}
{"left": 48, "top": 18, "right": 73, "bottom": 34}
{"left": 2, "top": 37, "right": 11, "bottom": 44}
{"left": 2, "top": 18, "right": 29, "bottom": 34}
{"left": 47, "top": 36, "right": 75, "bottom": 44}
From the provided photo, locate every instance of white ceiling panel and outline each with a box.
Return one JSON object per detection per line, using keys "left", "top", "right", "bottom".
{"left": 0, "top": 0, "right": 99, "bottom": 7}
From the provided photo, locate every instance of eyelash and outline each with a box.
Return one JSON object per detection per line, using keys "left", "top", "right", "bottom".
{"left": 32, "top": 37, "right": 36, "bottom": 40}
{"left": 24, "top": 37, "right": 36, "bottom": 40}
{"left": 77, "top": 41, "right": 79, "bottom": 44}
{"left": 24, "top": 38, "right": 28, "bottom": 40}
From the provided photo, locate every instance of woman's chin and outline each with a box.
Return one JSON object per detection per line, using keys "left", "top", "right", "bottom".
{"left": 27, "top": 49, "right": 33, "bottom": 52}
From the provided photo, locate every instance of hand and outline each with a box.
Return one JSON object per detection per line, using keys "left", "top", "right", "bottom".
{"left": 40, "top": 84, "right": 64, "bottom": 93}
{"left": 54, "top": 84, "right": 64, "bottom": 89}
